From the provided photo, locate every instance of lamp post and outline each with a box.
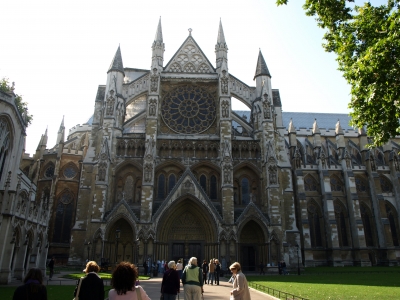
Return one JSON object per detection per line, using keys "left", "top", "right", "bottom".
{"left": 135, "top": 238, "right": 140, "bottom": 266}
{"left": 115, "top": 229, "right": 121, "bottom": 263}
{"left": 87, "top": 242, "right": 91, "bottom": 261}
{"left": 295, "top": 244, "right": 300, "bottom": 275}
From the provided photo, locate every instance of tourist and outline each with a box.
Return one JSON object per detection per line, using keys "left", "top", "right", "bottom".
{"left": 176, "top": 259, "right": 183, "bottom": 279}
{"left": 13, "top": 268, "right": 47, "bottom": 300}
{"left": 229, "top": 262, "right": 251, "bottom": 300}
{"left": 47, "top": 257, "right": 55, "bottom": 280}
{"left": 201, "top": 260, "right": 208, "bottom": 285}
{"left": 161, "top": 260, "right": 180, "bottom": 300}
{"left": 181, "top": 257, "right": 203, "bottom": 300}
{"left": 108, "top": 262, "right": 150, "bottom": 300}
{"left": 74, "top": 261, "right": 104, "bottom": 300}
{"left": 215, "top": 259, "right": 221, "bottom": 285}
{"left": 259, "top": 261, "right": 265, "bottom": 275}
{"left": 207, "top": 259, "right": 215, "bottom": 285}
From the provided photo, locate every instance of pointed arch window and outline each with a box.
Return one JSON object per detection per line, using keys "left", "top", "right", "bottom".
{"left": 157, "top": 174, "right": 165, "bottom": 200}
{"left": 200, "top": 175, "right": 207, "bottom": 192}
{"left": 330, "top": 175, "right": 343, "bottom": 192}
{"left": 241, "top": 178, "right": 250, "bottom": 205}
{"left": 308, "top": 201, "right": 323, "bottom": 247}
{"left": 210, "top": 175, "right": 217, "bottom": 200}
{"left": 355, "top": 177, "right": 368, "bottom": 193}
{"left": 304, "top": 175, "right": 318, "bottom": 191}
{"left": 0, "top": 118, "right": 11, "bottom": 181}
{"left": 334, "top": 201, "right": 349, "bottom": 247}
{"left": 360, "top": 204, "right": 374, "bottom": 247}
{"left": 168, "top": 174, "right": 176, "bottom": 194}
{"left": 385, "top": 202, "right": 399, "bottom": 246}
{"left": 52, "top": 191, "right": 74, "bottom": 244}
{"left": 380, "top": 176, "right": 393, "bottom": 193}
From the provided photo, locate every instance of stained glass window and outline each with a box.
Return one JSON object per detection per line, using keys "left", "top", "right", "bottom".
{"left": 168, "top": 174, "right": 176, "bottom": 194}
{"left": 158, "top": 174, "right": 165, "bottom": 200}
{"left": 200, "top": 175, "right": 207, "bottom": 192}
{"left": 210, "top": 175, "right": 217, "bottom": 200}
{"left": 241, "top": 178, "right": 250, "bottom": 205}
{"left": 161, "top": 85, "right": 216, "bottom": 134}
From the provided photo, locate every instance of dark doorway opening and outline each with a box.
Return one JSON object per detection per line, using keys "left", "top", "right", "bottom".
{"left": 241, "top": 246, "right": 256, "bottom": 271}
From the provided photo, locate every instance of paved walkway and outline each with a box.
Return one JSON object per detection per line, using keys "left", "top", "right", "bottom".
{"left": 5, "top": 271, "right": 279, "bottom": 300}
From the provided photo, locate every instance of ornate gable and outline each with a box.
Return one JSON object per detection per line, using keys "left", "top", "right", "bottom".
{"left": 164, "top": 36, "right": 215, "bottom": 74}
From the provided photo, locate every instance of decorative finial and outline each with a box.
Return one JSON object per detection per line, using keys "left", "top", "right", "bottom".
{"left": 188, "top": 28, "right": 192, "bottom": 36}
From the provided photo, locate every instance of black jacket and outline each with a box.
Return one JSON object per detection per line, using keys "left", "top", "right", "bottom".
{"left": 13, "top": 282, "right": 47, "bottom": 300}
{"left": 74, "top": 273, "right": 104, "bottom": 300}
{"left": 161, "top": 269, "right": 180, "bottom": 295}
{"left": 202, "top": 263, "right": 209, "bottom": 273}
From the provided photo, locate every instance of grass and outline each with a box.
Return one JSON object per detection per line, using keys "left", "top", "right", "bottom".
{"left": 0, "top": 286, "right": 76, "bottom": 300}
{"left": 248, "top": 267, "right": 400, "bottom": 300}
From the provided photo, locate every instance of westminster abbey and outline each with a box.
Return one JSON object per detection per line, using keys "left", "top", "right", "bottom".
{"left": 1, "top": 19, "right": 400, "bottom": 283}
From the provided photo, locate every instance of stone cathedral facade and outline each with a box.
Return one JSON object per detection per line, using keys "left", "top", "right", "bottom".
{"left": 2, "top": 20, "right": 399, "bottom": 283}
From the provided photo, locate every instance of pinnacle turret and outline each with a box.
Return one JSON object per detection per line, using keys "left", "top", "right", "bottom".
{"left": 215, "top": 19, "right": 228, "bottom": 72}
{"left": 56, "top": 116, "right": 65, "bottom": 145}
{"left": 154, "top": 17, "right": 163, "bottom": 43}
{"left": 152, "top": 17, "right": 165, "bottom": 69}
{"left": 108, "top": 46, "right": 125, "bottom": 76}
{"left": 254, "top": 50, "right": 271, "bottom": 80}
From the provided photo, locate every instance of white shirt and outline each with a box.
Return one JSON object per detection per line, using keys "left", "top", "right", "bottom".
{"left": 108, "top": 286, "right": 150, "bottom": 300}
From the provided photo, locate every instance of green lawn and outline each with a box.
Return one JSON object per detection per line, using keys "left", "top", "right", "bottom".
{"left": 248, "top": 267, "right": 400, "bottom": 300}
{"left": 1, "top": 286, "right": 77, "bottom": 300}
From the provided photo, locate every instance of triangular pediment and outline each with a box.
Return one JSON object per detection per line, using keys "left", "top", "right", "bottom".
{"left": 164, "top": 36, "right": 216, "bottom": 74}
{"left": 152, "top": 168, "right": 222, "bottom": 223}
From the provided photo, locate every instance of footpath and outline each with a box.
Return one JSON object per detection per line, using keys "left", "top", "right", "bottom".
{"left": 5, "top": 271, "right": 279, "bottom": 300}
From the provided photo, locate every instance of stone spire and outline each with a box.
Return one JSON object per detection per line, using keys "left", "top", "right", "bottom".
{"left": 56, "top": 116, "right": 65, "bottom": 145}
{"left": 254, "top": 50, "right": 271, "bottom": 80}
{"left": 288, "top": 118, "right": 296, "bottom": 133}
{"left": 152, "top": 17, "right": 165, "bottom": 69}
{"left": 36, "top": 127, "right": 48, "bottom": 150}
{"left": 108, "top": 45, "right": 125, "bottom": 76}
{"left": 335, "top": 119, "right": 345, "bottom": 149}
{"left": 215, "top": 19, "right": 228, "bottom": 72}
{"left": 312, "top": 119, "right": 321, "bottom": 148}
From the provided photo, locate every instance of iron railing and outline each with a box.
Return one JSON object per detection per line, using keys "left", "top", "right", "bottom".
{"left": 248, "top": 281, "right": 309, "bottom": 300}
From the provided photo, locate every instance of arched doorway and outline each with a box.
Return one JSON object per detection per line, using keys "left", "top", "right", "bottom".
{"left": 105, "top": 218, "right": 136, "bottom": 264}
{"left": 239, "top": 220, "right": 266, "bottom": 271}
{"left": 156, "top": 197, "right": 217, "bottom": 264}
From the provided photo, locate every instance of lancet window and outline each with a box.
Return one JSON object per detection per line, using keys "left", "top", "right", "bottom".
{"left": 308, "top": 201, "right": 323, "bottom": 247}
{"left": 385, "top": 202, "right": 399, "bottom": 246}
{"left": 0, "top": 118, "right": 11, "bottom": 181}
{"left": 360, "top": 204, "right": 375, "bottom": 247}
{"left": 334, "top": 200, "right": 349, "bottom": 247}
{"left": 52, "top": 190, "right": 74, "bottom": 244}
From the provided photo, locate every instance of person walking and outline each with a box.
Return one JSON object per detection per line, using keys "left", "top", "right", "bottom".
{"left": 74, "top": 261, "right": 104, "bottom": 300}
{"left": 201, "top": 260, "right": 208, "bottom": 285}
{"left": 13, "top": 268, "right": 47, "bottom": 300}
{"left": 176, "top": 259, "right": 183, "bottom": 279}
{"left": 143, "top": 260, "right": 149, "bottom": 276}
{"left": 215, "top": 259, "right": 221, "bottom": 285}
{"left": 47, "top": 257, "right": 55, "bottom": 280}
{"left": 108, "top": 262, "right": 150, "bottom": 300}
{"left": 229, "top": 262, "right": 251, "bottom": 300}
{"left": 207, "top": 259, "right": 215, "bottom": 285}
{"left": 259, "top": 261, "right": 265, "bottom": 275}
{"left": 281, "top": 260, "right": 288, "bottom": 275}
{"left": 181, "top": 257, "right": 203, "bottom": 300}
{"left": 160, "top": 260, "right": 181, "bottom": 300}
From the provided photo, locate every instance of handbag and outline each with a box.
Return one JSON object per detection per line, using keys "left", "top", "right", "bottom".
{"left": 73, "top": 277, "right": 83, "bottom": 300}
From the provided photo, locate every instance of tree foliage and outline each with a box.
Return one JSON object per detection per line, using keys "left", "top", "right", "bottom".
{"left": 0, "top": 77, "right": 33, "bottom": 126}
{"left": 277, "top": 0, "right": 400, "bottom": 147}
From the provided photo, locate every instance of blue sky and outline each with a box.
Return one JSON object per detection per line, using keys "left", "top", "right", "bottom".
{"left": 0, "top": 0, "right": 387, "bottom": 154}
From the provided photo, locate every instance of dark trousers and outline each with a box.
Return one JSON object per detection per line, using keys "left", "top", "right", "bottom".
{"left": 203, "top": 273, "right": 207, "bottom": 284}
{"left": 214, "top": 271, "right": 219, "bottom": 285}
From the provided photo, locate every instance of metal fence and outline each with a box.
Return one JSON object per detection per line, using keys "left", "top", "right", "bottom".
{"left": 248, "top": 281, "right": 309, "bottom": 300}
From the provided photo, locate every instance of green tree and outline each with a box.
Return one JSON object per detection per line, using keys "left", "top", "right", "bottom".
{"left": 0, "top": 77, "right": 33, "bottom": 126}
{"left": 277, "top": 0, "right": 400, "bottom": 147}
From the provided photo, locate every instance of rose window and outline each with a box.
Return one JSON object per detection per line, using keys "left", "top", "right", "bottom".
{"left": 161, "top": 85, "right": 216, "bottom": 134}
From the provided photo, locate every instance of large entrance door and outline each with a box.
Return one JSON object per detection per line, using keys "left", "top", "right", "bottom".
{"left": 241, "top": 246, "right": 256, "bottom": 271}
{"left": 171, "top": 242, "right": 202, "bottom": 262}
